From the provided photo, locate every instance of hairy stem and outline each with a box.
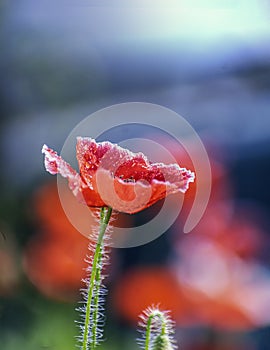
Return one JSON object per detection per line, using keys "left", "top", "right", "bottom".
{"left": 91, "top": 242, "right": 103, "bottom": 347}
{"left": 82, "top": 206, "right": 112, "bottom": 350}
{"left": 139, "top": 307, "right": 176, "bottom": 350}
{"left": 145, "top": 311, "right": 166, "bottom": 350}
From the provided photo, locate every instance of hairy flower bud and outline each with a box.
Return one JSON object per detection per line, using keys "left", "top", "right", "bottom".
{"left": 138, "top": 306, "right": 177, "bottom": 350}
{"left": 153, "top": 334, "right": 175, "bottom": 350}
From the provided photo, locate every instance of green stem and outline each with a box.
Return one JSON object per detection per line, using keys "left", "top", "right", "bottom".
{"left": 145, "top": 311, "right": 166, "bottom": 350}
{"left": 91, "top": 243, "right": 103, "bottom": 347}
{"left": 82, "top": 206, "right": 112, "bottom": 350}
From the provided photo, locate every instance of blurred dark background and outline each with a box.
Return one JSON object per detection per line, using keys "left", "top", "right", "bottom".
{"left": 0, "top": 1, "right": 270, "bottom": 349}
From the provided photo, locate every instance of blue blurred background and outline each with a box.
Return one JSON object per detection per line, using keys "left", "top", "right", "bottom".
{"left": 0, "top": 1, "right": 270, "bottom": 349}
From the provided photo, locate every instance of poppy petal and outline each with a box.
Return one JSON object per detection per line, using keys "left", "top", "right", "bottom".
{"left": 77, "top": 137, "right": 194, "bottom": 213}
{"left": 42, "top": 138, "right": 194, "bottom": 213}
{"left": 42, "top": 144, "right": 105, "bottom": 206}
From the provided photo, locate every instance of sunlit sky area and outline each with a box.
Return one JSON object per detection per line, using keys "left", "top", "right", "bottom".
{"left": 13, "top": 0, "right": 270, "bottom": 47}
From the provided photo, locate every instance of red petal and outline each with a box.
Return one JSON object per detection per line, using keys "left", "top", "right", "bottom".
{"left": 95, "top": 169, "right": 152, "bottom": 213}
{"left": 42, "top": 144, "right": 105, "bottom": 207}
{"left": 75, "top": 137, "right": 194, "bottom": 213}
{"left": 94, "top": 162, "right": 194, "bottom": 214}
{"left": 43, "top": 139, "right": 194, "bottom": 214}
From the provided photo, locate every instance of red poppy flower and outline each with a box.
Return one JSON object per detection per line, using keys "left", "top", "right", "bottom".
{"left": 42, "top": 137, "right": 194, "bottom": 213}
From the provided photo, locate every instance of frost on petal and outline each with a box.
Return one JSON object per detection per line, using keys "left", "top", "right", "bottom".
{"left": 41, "top": 144, "right": 104, "bottom": 206}
{"left": 95, "top": 167, "right": 194, "bottom": 214}
{"left": 76, "top": 137, "right": 194, "bottom": 184}
{"left": 152, "top": 164, "right": 195, "bottom": 193}
{"left": 76, "top": 137, "right": 149, "bottom": 184}
{"left": 42, "top": 144, "right": 79, "bottom": 189}
{"left": 42, "top": 139, "right": 195, "bottom": 214}
{"left": 75, "top": 138, "right": 195, "bottom": 213}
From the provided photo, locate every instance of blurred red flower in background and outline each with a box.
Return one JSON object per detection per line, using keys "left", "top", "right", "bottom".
{"left": 23, "top": 182, "right": 124, "bottom": 301}
{"left": 24, "top": 227, "right": 89, "bottom": 301}
{"left": 23, "top": 182, "right": 91, "bottom": 301}
{"left": 42, "top": 137, "right": 194, "bottom": 214}
{"left": 112, "top": 262, "right": 258, "bottom": 330}
{"left": 188, "top": 203, "right": 264, "bottom": 259}
{"left": 172, "top": 202, "right": 270, "bottom": 330}
{"left": 113, "top": 238, "right": 270, "bottom": 331}
{"left": 113, "top": 266, "right": 193, "bottom": 324}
